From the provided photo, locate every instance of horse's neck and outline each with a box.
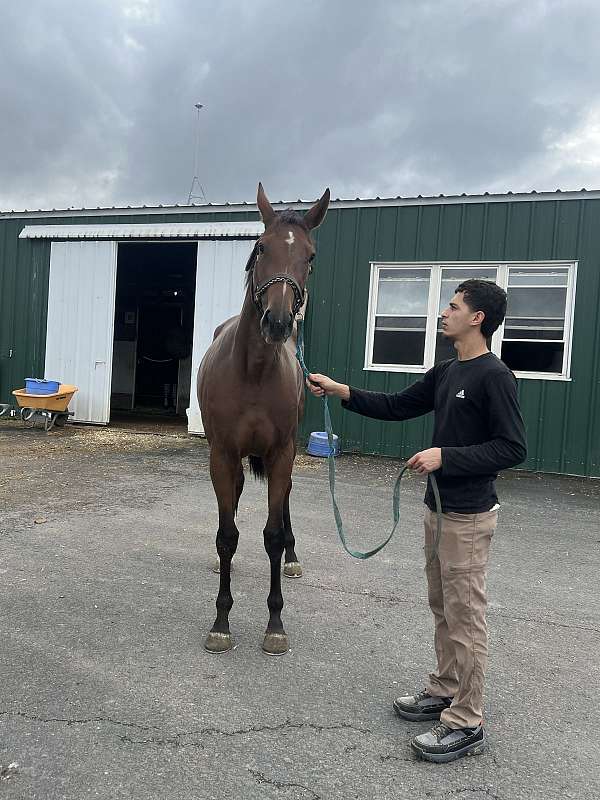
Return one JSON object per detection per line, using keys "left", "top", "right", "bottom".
{"left": 233, "top": 289, "right": 283, "bottom": 380}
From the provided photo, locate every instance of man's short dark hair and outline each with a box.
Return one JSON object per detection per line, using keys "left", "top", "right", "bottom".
{"left": 455, "top": 279, "right": 507, "bottom": 338}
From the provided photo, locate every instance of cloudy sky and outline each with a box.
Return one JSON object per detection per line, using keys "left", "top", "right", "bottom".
{"left": 1, "top": 0, "right": 599, "bottom": 211}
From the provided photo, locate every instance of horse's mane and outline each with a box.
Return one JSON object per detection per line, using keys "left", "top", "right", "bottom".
{"left": 244, "top": 209, "right": 308, "bottom": 289}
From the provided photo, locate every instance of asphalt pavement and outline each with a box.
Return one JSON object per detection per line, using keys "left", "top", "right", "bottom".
{"left": 0, "top": 423, "right": 598, "bottom": 799}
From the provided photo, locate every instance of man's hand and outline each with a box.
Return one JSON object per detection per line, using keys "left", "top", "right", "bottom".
{"left": 306, "top": 373, "right": 350, "bottom": 401}
{"left": 407, "top": 448, "right": 442, "bottom": 474}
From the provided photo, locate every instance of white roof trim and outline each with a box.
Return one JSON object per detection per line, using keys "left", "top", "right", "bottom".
{"left": 18, "top": 221, "right": 265, "bottom": 240}
{"left": 6, "top": 188, "right": 600, "bottom": 220}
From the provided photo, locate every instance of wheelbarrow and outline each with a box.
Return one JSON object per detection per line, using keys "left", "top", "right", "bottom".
{"left": 12, "top": 384, "right": 78, "bottom": 431}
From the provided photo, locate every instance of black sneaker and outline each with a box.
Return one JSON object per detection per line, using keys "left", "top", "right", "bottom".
{"left": 411, "top": 721, "right": 486, "bottom": 763}
{"left": 393, "top": 690, "right": 453, "bottom": 721}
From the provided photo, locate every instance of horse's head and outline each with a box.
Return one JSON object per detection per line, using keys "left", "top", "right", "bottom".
{"left": 248, "top": 182, "right": 330, "bottom": 344}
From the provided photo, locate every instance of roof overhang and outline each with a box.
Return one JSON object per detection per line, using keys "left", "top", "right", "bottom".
{"left": 18, "top": 221, "right": 264, "bottom": 240}
{"left": 7, "top": 188, "right": 600, "bottom": 221}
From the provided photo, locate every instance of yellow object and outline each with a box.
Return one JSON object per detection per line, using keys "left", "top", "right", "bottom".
{"left": 12, "top": 384, "right": 78, "bottom": 412}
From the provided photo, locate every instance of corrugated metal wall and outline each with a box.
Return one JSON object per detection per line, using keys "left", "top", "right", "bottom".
{"left": 300, "top": 199, "right": 600, "bottom": 478}
{"left": 0, "top": 210, "right": 254, "bottom": 412}
{"left": 1, "top": 199, "right": 599, "bottom": 476}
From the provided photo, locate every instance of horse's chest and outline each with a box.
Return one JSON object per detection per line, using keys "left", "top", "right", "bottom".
{"left": 244, "top": 383, "right": 298, "bottom": 423}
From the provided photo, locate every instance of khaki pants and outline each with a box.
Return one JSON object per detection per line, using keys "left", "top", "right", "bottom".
{"left": 424, "top": 506, "right": 498, "bottom": 729}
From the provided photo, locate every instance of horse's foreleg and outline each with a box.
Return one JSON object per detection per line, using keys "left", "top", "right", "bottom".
{"left": 212, "top": 463, "right": 244, "bottom": 575}
{"left": 205, "top": 449, "right": 240, "bottom": 654}
{"left": 283, "top": 480, "right": 302, "bottom": 578}
{"left": 262, "top": 450, "right": 294, "bottom": 655}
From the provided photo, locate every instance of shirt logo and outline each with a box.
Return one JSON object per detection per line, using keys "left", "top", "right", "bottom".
{"left": 455, "top": 389, "right": 465, "bottom": 399}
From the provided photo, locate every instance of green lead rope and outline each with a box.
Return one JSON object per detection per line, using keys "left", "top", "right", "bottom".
{"left": 295, "top": 316, "right": 443, "bottom": 564}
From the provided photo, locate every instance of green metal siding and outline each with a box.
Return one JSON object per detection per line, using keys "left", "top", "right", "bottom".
{"left": 300, "top": 200, "right": 600, "bottom": 478}
{"left": 0, "top": 222, "right": 51, "bottom": 404}
{"left": 1, "top": 199, "right": 599, "bottom": 477}
{"left": 0, "top": 210, "right": 258, "bottom": 412}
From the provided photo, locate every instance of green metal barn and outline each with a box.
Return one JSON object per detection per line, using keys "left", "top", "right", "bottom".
{"left": 0, "top": 189, "right": 599, "bottom": 477}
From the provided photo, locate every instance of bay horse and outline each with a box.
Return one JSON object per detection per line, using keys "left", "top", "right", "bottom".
{"left": 198, "top": 183, "right": 330, "bottom": 655}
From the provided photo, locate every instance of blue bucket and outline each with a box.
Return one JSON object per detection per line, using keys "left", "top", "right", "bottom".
{"left": 25, "top": 378, "right": 60, "bottom": 395}
{"left": 307, "top": 431, "right": 340, "bottom": 457}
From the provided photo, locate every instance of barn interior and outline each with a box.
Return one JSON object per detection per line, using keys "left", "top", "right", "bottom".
{"left": 110, "top": 242, "right": 197, "bottom": 428}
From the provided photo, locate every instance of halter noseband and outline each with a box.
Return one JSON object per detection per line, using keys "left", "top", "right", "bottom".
{"left": 250, "top": 240, "right": 305, "bottom": 318}
{"left": 253, "top": 273, "right": 305, "bottom": 318}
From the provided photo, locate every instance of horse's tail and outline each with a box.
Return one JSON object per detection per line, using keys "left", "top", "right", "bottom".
{"left": 248, "top": 455, "right": 266, "bottom": 482}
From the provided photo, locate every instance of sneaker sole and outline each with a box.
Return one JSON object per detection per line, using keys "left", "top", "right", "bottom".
{"left": 393, "top": 700, "right": 443, "bottom": 721}
{"left": 411, "top": 740, "right": 486, "bottom": 763}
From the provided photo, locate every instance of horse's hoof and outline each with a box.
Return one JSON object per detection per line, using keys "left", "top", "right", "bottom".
{"left": 283, "top": 561, "right": 302, "bottom": 578}
{"left": 212, "top": 559, "right": 234, "bottom": 575}
{"left": 204, "top": 631, "right": 234, "bottom": 653}
{"left": 262, "top": 632, "right": 289, "bottom": 656}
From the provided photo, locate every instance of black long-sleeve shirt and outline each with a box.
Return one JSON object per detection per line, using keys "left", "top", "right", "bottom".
{"left": 342, "top": 353, "right": 527, "bottom": 513}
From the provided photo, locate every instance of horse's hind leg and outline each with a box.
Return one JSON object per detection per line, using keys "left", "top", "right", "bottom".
{"left": 262, "top": 450, "right": 294, "bottom": 656}
{"left": 205, "top": 450, "right": 240, "bottom": 654}
{"left": 283, "top": 480, "right": 302, "bottom": 578}
{"left": 212, "top": 464, "right": 244, "bottom": 575}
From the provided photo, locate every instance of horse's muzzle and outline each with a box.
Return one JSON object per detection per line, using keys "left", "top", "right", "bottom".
{"left": 260, "top": 309, "right": 293, "bottom": 343}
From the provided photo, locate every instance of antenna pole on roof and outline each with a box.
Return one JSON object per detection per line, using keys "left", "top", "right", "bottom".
{"left": 187, "top": 103, "right": 208, "bottom": 205}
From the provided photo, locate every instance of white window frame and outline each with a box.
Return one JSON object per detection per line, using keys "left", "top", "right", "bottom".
{"left": 364, "top": 260, "right": 578, "bottom": 381}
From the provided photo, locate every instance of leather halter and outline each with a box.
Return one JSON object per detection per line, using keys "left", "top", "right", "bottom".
{"left": 253, "top": 273, "right": 305, "bottom": 318}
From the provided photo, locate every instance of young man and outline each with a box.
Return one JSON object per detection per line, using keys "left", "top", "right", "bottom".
{"left": 307, "top": 279, "right": 526, "bottom": 763}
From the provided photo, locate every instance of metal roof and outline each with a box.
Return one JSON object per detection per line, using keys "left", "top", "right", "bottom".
{"left": 4, "top": 188, "right": 600, "bottom": 220}
{"left": 18, "top": 221, "right": 264, "bottom": 240}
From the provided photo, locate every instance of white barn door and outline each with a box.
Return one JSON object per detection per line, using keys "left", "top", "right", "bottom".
{"left": 187, "top": 239, "right": 255, "bottom": 434}
{"left": 45, "top": 241, "right": 118, "bottom": 423}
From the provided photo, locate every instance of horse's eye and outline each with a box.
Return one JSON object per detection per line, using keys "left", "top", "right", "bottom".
{"left": 257, "top": 242, "right": 265, "bottom": 254}
{"left": 308, "top": 253, "right": 315, "bottom": 263}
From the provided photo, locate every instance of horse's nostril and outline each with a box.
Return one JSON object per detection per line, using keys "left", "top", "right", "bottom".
{"left": 260, "top": 308, "right": 294, "bottom": 342}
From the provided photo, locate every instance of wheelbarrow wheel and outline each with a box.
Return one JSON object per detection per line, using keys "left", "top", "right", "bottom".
{"left": 21, "top": 407, "right": 36, "bottom": 425}
{"left": 54, "top": 413, "right": 67, "bottom": 427}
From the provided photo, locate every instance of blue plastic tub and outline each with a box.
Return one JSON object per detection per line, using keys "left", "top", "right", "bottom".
{"left": 25, "top": 378, "right": 60, "bottom": 395}
{"left": 306, "top": 431, "right": 340, "bottom": 457}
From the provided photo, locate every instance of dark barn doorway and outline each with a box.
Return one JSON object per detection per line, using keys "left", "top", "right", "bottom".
{"left": 111, "top": 242, "right": 197, "bottom": 428}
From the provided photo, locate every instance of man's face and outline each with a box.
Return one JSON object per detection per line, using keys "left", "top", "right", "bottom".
{"left": 440, "top": 291, "right": 482, "bottom": 341}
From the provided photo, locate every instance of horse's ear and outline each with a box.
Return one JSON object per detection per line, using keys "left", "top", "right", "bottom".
{"left": 303, "top": 188, "right": 330, "bottom": 230}
{"left": 257, "top": 182, "right": 275, "bottom": 227}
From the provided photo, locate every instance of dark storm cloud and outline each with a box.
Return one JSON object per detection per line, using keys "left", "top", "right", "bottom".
{"left": 1, "top": 0, "right": 600, "bottom": 211}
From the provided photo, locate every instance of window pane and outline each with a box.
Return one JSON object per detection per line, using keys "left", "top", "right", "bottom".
{"left": 506, "top": 287, "right": 567, "bottom": 318}
{"left": 508, "top": 268, "right": 568, "bottom": 287}
{"left": 373, "top": 330, "right": 425, "bottom": 366}
{"left": 504, "top": 328, "right": 564, "bottom": 341}
{"left": 375, "top": 316, "right": 426, "bottom": 331}
{"left": 376, "top": 269, "right": 430, "bottom": 315}
{"left": 504, "top": 316, "right": 565, "bottom": 329}
{"left": 502, "top": 266, "right": 571, "bottom": 375}
{"left": 379, "top": 268, "right": 430, "bottom": 280}
{"left": 504, "top": 316, "right": 564, "bottom": 341}
{"left": 501, "top": 341, "right": 564, "bottom": 373}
